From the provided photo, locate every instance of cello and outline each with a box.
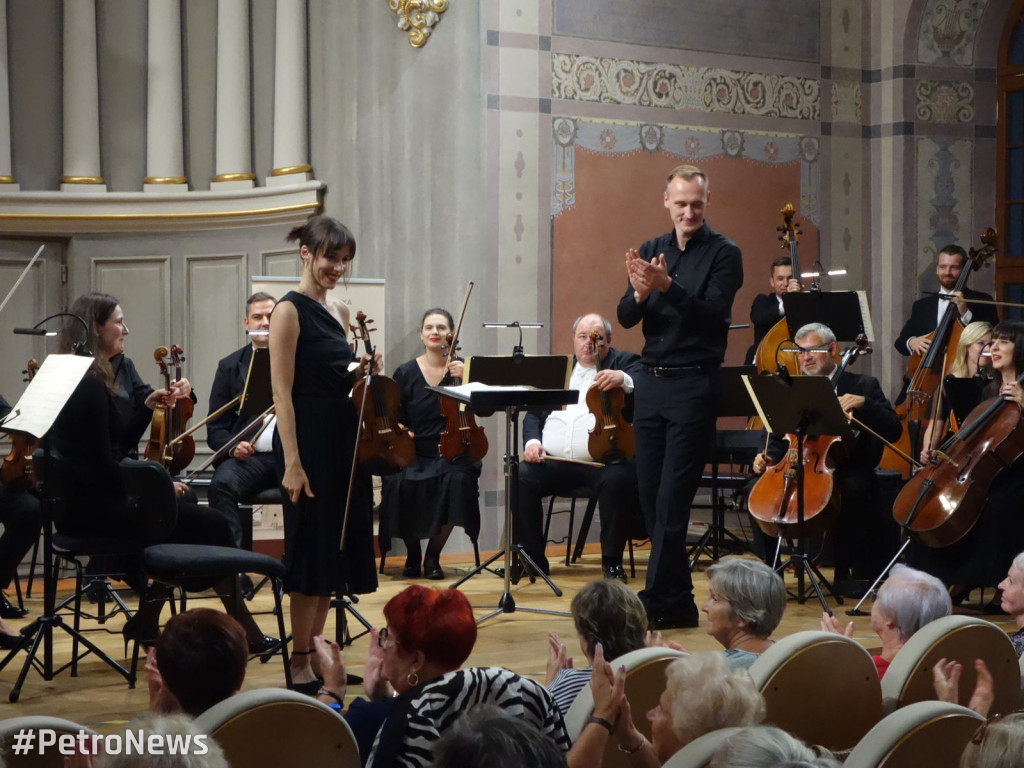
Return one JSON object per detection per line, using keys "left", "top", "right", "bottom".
{"left": 747, "top": 336, "right": 871, "bottom": 537}
{"left": 437, "top": 286, "right": 488, "bottom": 463}
{"left": 351, "top": 311, "right": 415, "bottom": 473}
{"left": 879, "top": 229, "right": 999, "bottom": 479}
{"left": 584, "top": 328, "right": 634, "bottom": 463}
{"left": 892, "top": 369, "right": 1024, "bottom": 548}
{"left": 1, "top": 359, "right": 39, "bottom": 491}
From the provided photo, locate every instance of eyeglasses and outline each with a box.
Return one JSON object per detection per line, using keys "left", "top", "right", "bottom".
{"left": 377, "top": 627, "right": 398, "bottom": 650}
{"left": 971, "top": 711, "right": 1024, "bottom": 745}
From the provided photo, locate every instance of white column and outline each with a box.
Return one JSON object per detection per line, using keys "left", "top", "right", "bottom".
{"left": 212, "top": 0, "right": 254, "bottom": 189}
{"left": 267, "top": 0, "right": 311, "bottom": 186}
{"left": 144, "top": 0, "right": 188, "bottom": 192}
{"left": 0, "top": 0, "right": 16, "bottom": 188}
{"left": 61, "top": 0, "right": 105, "bottom": 192}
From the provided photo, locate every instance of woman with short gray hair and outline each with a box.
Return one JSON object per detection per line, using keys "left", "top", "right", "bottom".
{"left": 709, "top": 725, "right": 840, "bottom": 768}
{"left": 703, "top": 558, "right": 787, "bottom": 669}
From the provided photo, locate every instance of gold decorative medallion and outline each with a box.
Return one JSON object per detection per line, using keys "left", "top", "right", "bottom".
{"left": 387, "top": 0, "right": 448, "bottom": 48}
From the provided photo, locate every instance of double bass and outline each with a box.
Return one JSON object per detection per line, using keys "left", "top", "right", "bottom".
{"left": 585, "top": 329, "right": 634, "bottom": 463}
{"left": 879, "top": 229, "right": 999, "bottom": 479}
{"left": 893, "top": 369, "right": 1024, "bottom": 548}
{"left": 747, "top": 336, "right": 871, "bottom": 537}
{"left": 351, "top": 311, "right": 415, "bottom": 473}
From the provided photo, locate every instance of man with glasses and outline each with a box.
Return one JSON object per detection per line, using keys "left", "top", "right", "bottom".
{"left": 751, "top": 322, "right": 901, "bottom": 598}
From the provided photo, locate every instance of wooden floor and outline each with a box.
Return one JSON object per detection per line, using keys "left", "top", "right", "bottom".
{"left": 0, "top": 543, "right": 1013, "bottom": 727}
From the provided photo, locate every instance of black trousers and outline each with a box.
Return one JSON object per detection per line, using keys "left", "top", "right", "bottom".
{"left": 514, "top": 458, "right": 639, "bottom": 571}
{"left": 0, "top": 485, "right": 42, "bottom": 589}
{"left": 633, "top": 367, "right": 718, "bottom": 616}
{"left": 207, "top": 452, "right": 278, "bottom": 548}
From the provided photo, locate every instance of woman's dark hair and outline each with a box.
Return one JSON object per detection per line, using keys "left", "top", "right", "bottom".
{"left": 991, "top": 320, "right": 1024, "bottom": 378}
{"left": 431, "top": 705, "right": 567, "bottom": 768}
{"left": 286, "top": 213, "right": 356, "bottom": 261}
{"left": 59, "top": 292, "right": 118, "bottom": 389}
{"left": 570, "top": 579, "right": 647, "bottom": 660}
{"left": 383, "top": 585, "right": 477, "bottom": 671}
{"left": 421, "top": 308, "right": 455, "bottom": 329}
{"left": 155, "top": 608, "right": 248, "bottom": 717}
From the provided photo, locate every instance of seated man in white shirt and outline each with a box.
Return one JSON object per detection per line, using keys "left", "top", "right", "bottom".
{"left": 512, "top": 313, "right": 643, "bottom": 581}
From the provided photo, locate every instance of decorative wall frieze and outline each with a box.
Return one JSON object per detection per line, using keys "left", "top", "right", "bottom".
{"left": 388, "top": 0, "right": 448, "bottom": 48}
{"left": 916, "top": 80, "right": 975, "bottom": 123}
{"left": 551, "top": 117, "right": 820, "bottom": 223}
{"left": 830, "top": 81, "right": 862, "bottom": 123}
{"left": 551, "top": 54, "right": 819, "bottom": 120}
{"left": 917, "top": 0, "right": 986, "bottom": 65}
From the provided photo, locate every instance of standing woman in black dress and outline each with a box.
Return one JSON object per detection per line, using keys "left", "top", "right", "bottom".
{"left": 271, "top": 214, "right": 379, "bottom": 692}
{"left": 379, "top": 309, "right": 481, "bottom": 580}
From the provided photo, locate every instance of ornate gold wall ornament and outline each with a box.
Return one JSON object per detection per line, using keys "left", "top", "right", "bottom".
{"left": 388, "top": 0, "right": 448, "bottom": 48}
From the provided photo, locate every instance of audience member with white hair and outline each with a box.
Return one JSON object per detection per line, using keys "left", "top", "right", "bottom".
{"left": 959, "top": 712, "right": 1024, "bottom": 768}
{"left": 568, "top": 649, "right": 765, "bottom": 767}
{"left": 708, "top": 725, "right": 840, "bottom": 768}
{"left": 997, "top": 551, "right": 1024, "bottom": 656}
{"left": 821, "top": 563, "right": 951, "bottom": 678}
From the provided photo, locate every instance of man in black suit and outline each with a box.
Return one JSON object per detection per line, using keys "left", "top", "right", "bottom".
{"left": 894, "top": 244, "right": 999, "bottom": 358}
{"left": 746, "top": 255, "right": 800, "bottom": 364}
{"left": 513, "top": 313, "right": 643, "bottom": 581}
{"left": 206, "top": 292, "right": 277, "bottom": 549}
{"left": 752, "top": 322, "right": 902, "bottom": 596}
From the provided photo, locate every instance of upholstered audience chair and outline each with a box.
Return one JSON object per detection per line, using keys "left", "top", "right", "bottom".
{"left": 843, "top": 700, "right": 984, "bottom": 768}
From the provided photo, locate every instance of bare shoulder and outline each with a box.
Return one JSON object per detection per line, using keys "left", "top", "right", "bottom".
{"left": 326, "top": 298, "right": 350, "bottom": 328}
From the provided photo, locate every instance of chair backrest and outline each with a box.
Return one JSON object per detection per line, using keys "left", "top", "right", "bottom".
{"left": 0, "top": 716, "right": 97, "bottom": 768}
{"left": 564, "top": 647, "right": 687, "bottom": 768}
{"left": 843, "top": 700, "right": 984, "bottom": 768}
{"left": 193, "top": 688, "right": 360, "bottom": 768}
{"left": 119, "top": 459, "right": 178, "bottom": 541}
{"left": 661, "top": 727, "right": 744, "bottom": 768}
{"left": 880, "top": 614, "right": 1020, "bottom": 715}
{"left": 747, "top": 629, "right": 882, "bottom": 752}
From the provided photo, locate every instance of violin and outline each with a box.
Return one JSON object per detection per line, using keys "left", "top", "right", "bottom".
{"left": 1, "top": 359, "right": 40, "bottom": 491}
{"left": 351, "top": 311, "right": 415, "bottom": 473}
{"left": 437, "top": 331, "right": 488, "bottom": 463}
{"left": 143, "top": 345, "right": 195, "bottom": 473}
{"left": 747, "top": 336, "right": 871, "bottom": 537}
{"left": 584, "top": 329, "right": 634, "bottom": 463}
{"left": 879, "top": 228, "right": 998, "bottom": 479}
{"left": 893, "top": 369, "right": 1024, "bottom": 548}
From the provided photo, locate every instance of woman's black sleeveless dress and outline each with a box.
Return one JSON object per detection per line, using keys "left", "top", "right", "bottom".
{"left": 273, "top": 291, "right": 377, "bottom": 596}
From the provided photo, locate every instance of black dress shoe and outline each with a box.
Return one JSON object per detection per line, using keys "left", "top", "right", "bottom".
{"left": 0, "top": 631, "right": 27, "bottom": 650}
{"left": 248, "top": 635, "right": 280, "bottom": 655}
{"left": 402, "top": 563, "right": 421, "bottom": 578}
{"left": 423, "top": 560, "right": 445, "bottom": 581}
{"left": 0, "top": 592, "right": 27, "bottom": 619}
{"left": 603, "top": 564, "right": 627, "bottom": 581}
{"left": 291, "top": 679, "right": 323, "bottom": 697}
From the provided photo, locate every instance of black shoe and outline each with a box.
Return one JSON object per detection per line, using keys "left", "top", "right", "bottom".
{"left": 248, "top": 634, "right": 280, "bottom": 655}
{"left": 0, "top": 631, "right": 27, "bottom": 650}
{"left": 603, "top": 564, "right": 627, "bottom": 581}
{"left": 423, "top": 560, "right": 445, "bottom": 580}
{"left": 0, "top": 592, "right": 27, "bottom": 619}
{"left": 290, "top": 679, "right": 322, "bottom": 697}
{"left": 402, "top": 563, "right": 421, "bottom": 578}
{"left": 121, "top": 614, "right": 160, "bottom": 654}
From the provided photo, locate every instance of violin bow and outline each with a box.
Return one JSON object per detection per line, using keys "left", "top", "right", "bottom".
{"left": 0, "top": 245, "right": 45, "bottom": 317}
{"left": 444, "top": 281, "right": 474, "bottom": 379}
{"left": 340, "top": 314, "right": 375, "bottom": 551}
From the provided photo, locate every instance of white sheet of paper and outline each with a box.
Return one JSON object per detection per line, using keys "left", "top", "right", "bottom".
{"left": 0, "top": 354, "right": 94, "bottom": 439}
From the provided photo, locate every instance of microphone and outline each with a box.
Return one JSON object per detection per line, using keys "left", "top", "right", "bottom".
{"left": 13, "top": 328, "right": 51, "bottom": 336}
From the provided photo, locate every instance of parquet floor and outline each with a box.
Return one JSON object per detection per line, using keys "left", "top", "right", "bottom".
{"left": 0, "top": 543, "right": 1012, "bottom": 728}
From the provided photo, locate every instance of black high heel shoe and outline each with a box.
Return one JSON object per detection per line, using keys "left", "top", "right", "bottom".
{"left": 0, "top": 630, "right": 27, "bottom": 650}
{"left": 289, "top": 649, "right": 324, "bottom": 696}
{"left": 121, "top": 612, "right": 160, "bottom": 655}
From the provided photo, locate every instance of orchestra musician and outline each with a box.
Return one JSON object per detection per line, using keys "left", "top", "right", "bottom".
{"left": 752, "top": 322, "right": 901, "bottom": 598}
{"left": 910, "top": 319, "right": 1024, "bottom": 600}
{"left": 206, "top": 292, "right": 279, "bottom": 550}
{"left": 893, "top": 245, "right": 999, "bottom": 401}
{"left": 617, "top": 165, "right": 743, "bottom": 628}
{"left": 378, "top": 308, "right": 481, "bottom": 582}
{"left": 512, "top": 313, "right": 643, "bottom": 582}
{"left": 0, "top": 394, "right": 41, "bottom": 621}
{"left": 745, "top": 256, "right": 800, "bottom": 364}
{"left": 270, "top": 214, "right": 379, "bottom": 695}
{"left": 51, "top": 292, "right": 275, "bottom": 651}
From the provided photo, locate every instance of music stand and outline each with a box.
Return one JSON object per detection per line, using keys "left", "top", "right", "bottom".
{"left": 0, "top": 354, "right": 137, "bottom": 702}
{"left": 430, "top": 357, "right": 574, "bottom": 624}
{"left": 689, "top": 366, "right": 760, "bottom": 566}
{"left": 239, "top": 347, "right": 273, "bottom": 418}
{"left": 743, "top": 374, "right": 854, "bottom": 613}
{"left": 781, "top": 291, "right": 872, "bottom": 342}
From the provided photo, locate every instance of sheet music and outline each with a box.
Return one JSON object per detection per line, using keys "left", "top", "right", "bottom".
{"left": 0, "top": 354, "right": 94, "bottom": 438}
{"left": 442, "top": 381, "right": 534, "bottom": 397}
{"left": 856, "top": 290, "right": 875, "bottom": 342}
